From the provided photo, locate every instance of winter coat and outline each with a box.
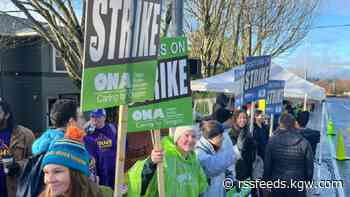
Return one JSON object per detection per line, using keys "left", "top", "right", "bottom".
{"left": 229, "top": 126, "right": 257, "bottom": 181}
{"left": 195, "top": 132, "right": 235, "bottom": 197}
{"left": 264, "top": 128, "right": 314, "bottom": 182}
{"left": 299, "top": 128, "right": 320, "bottom": 157}
{"left": 5, "top": 125, "right": 35, "bottom": 197}
{"left": 32, "top": 128, "right": 65, "bottom": 154}
{"left": 127, "top": 137, "right": 208, "bottom": 197}
{"left": 253, "top": 123, "right": 269, "bottom": 159}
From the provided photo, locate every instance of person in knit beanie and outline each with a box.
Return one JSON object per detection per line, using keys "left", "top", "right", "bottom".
{"left": 38, "top": 126, "right": 113, "bottom": 197}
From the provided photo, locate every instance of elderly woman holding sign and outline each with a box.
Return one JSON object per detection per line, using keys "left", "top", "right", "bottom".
{"left": 127, "top": 125, "right": 208, "bottom": 197}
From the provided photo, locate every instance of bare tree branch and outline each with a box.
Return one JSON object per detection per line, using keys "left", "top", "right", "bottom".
{"left": 10, "top": 0, "right": 83, "bottom": 85}
{"left": 186, "top": 0, "right": 320, "bottom": 77}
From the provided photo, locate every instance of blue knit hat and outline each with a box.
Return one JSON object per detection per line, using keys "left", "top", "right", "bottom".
{"left": 41, "top": 138, "right": 90, "bottom": 176}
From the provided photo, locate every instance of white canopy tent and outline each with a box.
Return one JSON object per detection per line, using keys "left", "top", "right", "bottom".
{"left": 191, "top": 63, "right": 326, "bottom": 101}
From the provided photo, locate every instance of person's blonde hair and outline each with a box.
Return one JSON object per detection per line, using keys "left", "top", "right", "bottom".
{"left": 39, "top": 169, "right": 103, "bottom": 197}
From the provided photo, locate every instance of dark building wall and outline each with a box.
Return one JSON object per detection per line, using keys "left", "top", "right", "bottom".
{"left": 2, "top": 75, "right": 42, "bottom": 133}
{"left": 2, "top": 39, "right": 42, "bottom": 73}
{"left": 1, "top": 39, "right": 79, "bottom": 133}
{"left": 1, "top": 39, "right": 43, "bottom": 132}
{"left": 39, "top": 42, "right": 79, "bottom": 131}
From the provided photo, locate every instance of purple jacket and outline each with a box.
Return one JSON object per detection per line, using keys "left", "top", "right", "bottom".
{"left": 84, "top": 124, "right": 117, "bottom": 189}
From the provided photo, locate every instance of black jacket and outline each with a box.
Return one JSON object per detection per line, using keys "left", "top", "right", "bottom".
{"left": 229, "top": 126, "right": 257, "bottom": 181}
{"left": 253, "top": 123, "right": 269, "bottom": 159}
{"left": 299, "top": 128, "right": 320, "bottom": 157}
{"left": 263, "top": 129, "right": 314, "bottom": 182}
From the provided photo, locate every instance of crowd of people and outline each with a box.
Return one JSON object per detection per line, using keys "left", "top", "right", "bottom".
{"left": 0, "top": 94, "right": 320, "bottom": 197}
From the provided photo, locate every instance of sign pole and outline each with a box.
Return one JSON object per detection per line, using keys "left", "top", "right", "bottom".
{"left": 269, "top": 114, "right": 274, "bottom": 137}
{"left": 153, "top": 129, "right": 165, "bottom": 197}
{"left": 249, "top": 102, "right": 255, "bottom": 134}
{"left": 303, "top": 93, "right": 308, "bottom": 111}
{"left": 114, "top": 105, "right": 128, "bottom": 197}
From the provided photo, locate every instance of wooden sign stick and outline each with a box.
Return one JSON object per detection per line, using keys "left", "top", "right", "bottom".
{"left": 153, "top": 129, "right": 165, "bottom": 197}
{"left": 114, "top": 105, "right": 128, "bottom": 197}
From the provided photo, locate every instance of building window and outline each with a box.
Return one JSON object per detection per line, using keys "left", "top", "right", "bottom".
{"left": 52, "top": 46, "right": 67, "bottom": 73}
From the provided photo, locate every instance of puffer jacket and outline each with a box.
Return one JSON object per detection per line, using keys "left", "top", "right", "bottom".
{"left": 195, "top": 131, "right": 235, "bottom": 197}
{"left": 263, "top": 128, "right": 314, "bottom": 182}
{"left": 299, "top": 128, "right": 320, "bottom": 157}
{"left": 32, "top": 128, "right": 65, "bottom": 154}
{"left": 229, "top": 126, "right": 256, "bottom": 181}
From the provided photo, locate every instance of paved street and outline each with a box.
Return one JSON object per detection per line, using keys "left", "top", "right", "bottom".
{"left": 306, "top": 98, "right": 349, "bottom": 197}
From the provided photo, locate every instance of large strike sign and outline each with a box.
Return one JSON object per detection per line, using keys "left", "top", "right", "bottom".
{"left": 265, "top": 80, "right": 285, "bottom": 115}
{"left": 128, "top": 37, "right": 192, "bottom": 132}
{"left": 81, "top": 0, "right": 161, "bottom": 111}
{"left": 243, "top": 56, "right": 271, "bottom": 103}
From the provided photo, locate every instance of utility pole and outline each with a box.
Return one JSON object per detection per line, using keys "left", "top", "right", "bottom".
{"left": 169, "top": 0, "right": 183, "bottom": 36}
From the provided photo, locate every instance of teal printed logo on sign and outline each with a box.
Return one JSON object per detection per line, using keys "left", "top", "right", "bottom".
{"left": 81, "top": 61, "right": 156, "bottom": 111}
{"left": 128, "top": 97, "right": 193, "bottom": 132}
{"left": 159, "top": 37, "right": 187, "bottom": 60}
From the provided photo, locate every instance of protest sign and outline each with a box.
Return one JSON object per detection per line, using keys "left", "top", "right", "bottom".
{"left": 243, "top": 56, "right": 271, "bottom": 103}
{"left": 128, "top": 36, "right": 193, "bottom": 132}
{"left": 265, "top": 80, "right": 285, "bottom": 115}
{"left": 81, "top": 0, "right": 161, "bottom": 111}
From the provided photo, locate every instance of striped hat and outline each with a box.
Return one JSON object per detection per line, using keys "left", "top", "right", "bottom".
{"left": 41, "top": 138, "right": 90, "bottom": 176}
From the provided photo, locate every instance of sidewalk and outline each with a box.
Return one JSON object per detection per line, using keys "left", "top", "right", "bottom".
{"left": 306, "top": 104, "right": 340, "bottom": 197}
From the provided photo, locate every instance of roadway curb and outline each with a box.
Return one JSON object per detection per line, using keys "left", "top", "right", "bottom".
{"left": 325, "top": 103, "right": 345, "bottom": 197}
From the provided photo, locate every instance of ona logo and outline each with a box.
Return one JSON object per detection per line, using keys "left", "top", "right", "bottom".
{"left": 132, "top": 109, "right": 165, "bottom": 121}
{"left": 94, "top": 72, "right": 130, "bottom": 91}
